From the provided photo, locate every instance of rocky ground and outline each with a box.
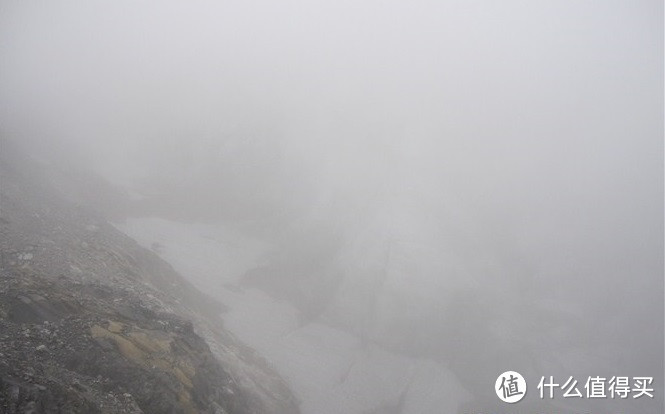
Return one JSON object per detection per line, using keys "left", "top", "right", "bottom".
{"left": 0, "top": 139, "right": 299, "bottom": 413}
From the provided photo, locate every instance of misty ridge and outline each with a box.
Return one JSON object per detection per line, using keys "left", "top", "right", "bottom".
{"left": 0, "top": 1, "right": 663, "bottom": 413}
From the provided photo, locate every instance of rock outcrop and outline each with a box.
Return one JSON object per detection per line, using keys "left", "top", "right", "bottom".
{"left": 0, "top": 139, "right": 299, "bottom": 413}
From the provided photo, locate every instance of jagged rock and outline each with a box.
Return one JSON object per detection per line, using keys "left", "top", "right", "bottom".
{"left": 0, "top": 140, "right": 299, "bottom": 413}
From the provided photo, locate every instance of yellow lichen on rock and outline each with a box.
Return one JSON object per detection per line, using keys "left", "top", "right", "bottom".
{"left": 173, "top": 365, "right": 194, "bottom": 389}
{"left": 90, "top": 324, "right": 147, "bottom": 363}
{"left": 128, "top": 330, "right": 172, "bottom": 354}
{"left": 106, "top": 320, "right": 124, "bottom": 333}
{"left": 90, "top": 321, "right": 200, "bottom": 413}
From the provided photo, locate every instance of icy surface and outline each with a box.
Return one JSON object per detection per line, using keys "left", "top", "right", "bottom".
{"left": 116, "top": 217, "right": 471, "bottom": 413}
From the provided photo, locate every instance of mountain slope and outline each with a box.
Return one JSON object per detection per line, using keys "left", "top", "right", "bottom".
{"left": 0, "top": 139, "right": 299, "bottom": 414}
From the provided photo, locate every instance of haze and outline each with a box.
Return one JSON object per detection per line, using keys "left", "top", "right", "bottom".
{"left": 1, "top": 1, "right": 662, "bottom": 412}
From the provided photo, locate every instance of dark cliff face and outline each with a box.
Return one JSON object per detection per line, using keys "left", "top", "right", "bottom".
{"left": 0, "top": 140, "right": 300, "bottom": 414}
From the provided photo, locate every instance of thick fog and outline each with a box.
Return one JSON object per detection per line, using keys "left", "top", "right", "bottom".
{"left": 1, "top": 1, "right": 662, "bottom": 412}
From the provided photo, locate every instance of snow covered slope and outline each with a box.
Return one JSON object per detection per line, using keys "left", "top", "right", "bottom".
{"left": 116, "top": 217, "right": 472, "bottom": 413}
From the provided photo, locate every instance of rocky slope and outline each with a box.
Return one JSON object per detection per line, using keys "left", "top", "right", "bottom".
{"left": 0, "top": 139, "right": 299, "bottom": 414}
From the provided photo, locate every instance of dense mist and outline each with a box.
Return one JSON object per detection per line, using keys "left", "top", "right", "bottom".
{"left": 1, "top": 1, "right": 662, "bottom": 412}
